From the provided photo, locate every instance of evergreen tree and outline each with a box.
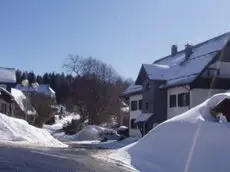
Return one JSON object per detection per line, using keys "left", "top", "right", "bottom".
{"left": 43, "top": 73, "right": 50, "bottom": 84}
{"left": 36, "top": 75, "right": 43, "bottom": 84}
{"left": 20, "top": 72, "right": 28, "bottom": 83}
{"left": 15, "top": 70, "right": 22, "bottom": 83}
{"left": 27, "top": 71, "right": 36, "bottom": 84}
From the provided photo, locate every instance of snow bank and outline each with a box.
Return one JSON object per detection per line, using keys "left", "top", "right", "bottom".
{"left": 0, "top": 113, "right": 67, "bottom": 147}
{"left": 55, "top": 125, "right": 120, "bottom": 142}
{"left": 110, "top": 93, "right": 230, "bottom": 172}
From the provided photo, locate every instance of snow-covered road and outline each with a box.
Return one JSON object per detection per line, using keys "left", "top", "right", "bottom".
{"left": 0, "top": 144, "right": 130, "bottom": 172}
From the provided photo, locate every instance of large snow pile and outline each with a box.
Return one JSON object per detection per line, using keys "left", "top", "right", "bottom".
{"left": 110, "top": 93, "right": 230, "bottom": 172}
{"left": 55, "top": 125, "right": 120, "bottom": 142}
{"left": 0, "top": 113, "right": 67, "bottom": 147}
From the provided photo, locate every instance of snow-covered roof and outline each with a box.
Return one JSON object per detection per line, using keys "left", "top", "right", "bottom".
{"left": 161, "top": 74, "right": 197, "bottom": 88}
{"left": 11, "top": 88, "right": 37, "bottom": 116}
{"left": 0, "top": 67, "right": 16, "bottom": 83}
{"left": 15, "top": 84, "right": 56, "bottom": 98}
{"left": 138, "top": 32, "right": 230, "bottom": 87}
{"left": 122, "top": 84, "right": 142, "bottom": 96}
{"left": 135, "top": 113, "right": 153, "bottom": 123}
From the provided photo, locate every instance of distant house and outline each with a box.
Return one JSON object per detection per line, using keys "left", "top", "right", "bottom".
{"left": 0, "top": 67, "right": 16, "bottom": 92}
{"left": 0, "top": 88, "right": 37, "bottom": 123}
{"left": 11, "top": 88, "right": 37, "bottom": 123}
{"left": 119, "top": 100, "right": 129, "bottom": 127}
{"left": 0, "top": 67, "right": 18, "bottom": 117}
{"left": 0, "top": 68, "right": 38, "bottom": 123}
{"left": 15, "top": 84, "right": 56, "bottom": 98}
{"left": 122, "top": 32, "right": 230, "bottom": 137}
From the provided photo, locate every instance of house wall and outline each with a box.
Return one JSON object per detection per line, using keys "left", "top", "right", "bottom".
{"left": 142, "top": 80, "right": 154, "bottom": 113}
{"left": 129, "top": 94, "right": 142, "bottom": 137}
{"left": 167, "top": 85, "right": 190, "bottom": 119}
{"left": 0, "top": 99, "right": 12, "bottom": 116}
{"left": 142, "top": 80, "right": 167, "bottom": 123}
{"left": 167, "top": 86, "right": 226, "bottom": 119}
{"left": 191, "top": 89, "right": 226, "bottom": 107}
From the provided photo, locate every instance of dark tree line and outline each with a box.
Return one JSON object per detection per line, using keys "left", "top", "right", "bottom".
{"left": 16, "top": 55, "right": 133, "bottom": 125}
{"left": 16, "top": 70, "right": 74, "bottom": 104}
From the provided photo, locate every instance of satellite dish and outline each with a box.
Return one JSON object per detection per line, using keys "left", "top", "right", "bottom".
{"left": 21, "top": 79, "right": 29, "bottom": 86}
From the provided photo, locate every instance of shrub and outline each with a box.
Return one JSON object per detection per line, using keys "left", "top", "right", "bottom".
{"left": 62, "top": 118, "right": 81, "bottom": 135}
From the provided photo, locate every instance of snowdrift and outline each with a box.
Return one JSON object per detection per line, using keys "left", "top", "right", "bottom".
{"left": 110, "top": 93, "right": 230, "bottom": 172}
{"left": 55, "top": 125, "right": 120, "bottom": 142}
{"left": 0, "top": 113, "right": 66, "bottom": 147}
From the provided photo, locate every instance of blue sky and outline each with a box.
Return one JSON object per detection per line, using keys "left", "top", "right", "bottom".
{"left": 1, "top": 0, "right": 230, "bottom": 79}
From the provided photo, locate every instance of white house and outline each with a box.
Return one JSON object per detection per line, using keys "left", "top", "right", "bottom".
{"left": 122, "top": 84, "right": 143, "bottom": 137}
{"left": 122, "top": 31, "right": 230, "bottom": 137}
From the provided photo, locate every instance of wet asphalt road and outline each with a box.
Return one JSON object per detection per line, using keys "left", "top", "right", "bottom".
{"left": 0, "top": 145, "right": 130, "bottom": 172}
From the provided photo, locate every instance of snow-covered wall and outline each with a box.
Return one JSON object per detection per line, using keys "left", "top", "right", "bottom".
{"left": 191, "top": 89, "right": 226, "bottom": 107}
{"left": 167, "top": 86, "right": 189, "bottom": 119}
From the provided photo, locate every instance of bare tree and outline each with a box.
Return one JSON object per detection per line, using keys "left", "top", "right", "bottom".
{"left": 63, "top": 55, "right": 130, "bottom": 125}
{"left": 62, "top": 54, "right": 84, "bottom": 76}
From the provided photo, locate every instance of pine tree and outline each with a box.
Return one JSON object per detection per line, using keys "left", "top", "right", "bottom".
{"left": 27, "top": 71, "right": 36, "bottom": 84}
{"left": 15, "top": 70, "right": 22, "bottom": 83}
{"left": 43, "top": 73, "right": 50, "bottom": 84}
{"left": 20, "top": 72, "right": 28, "bottom": 83}
{"left": 36, "top": 75, "right": 43, "bottom": 84}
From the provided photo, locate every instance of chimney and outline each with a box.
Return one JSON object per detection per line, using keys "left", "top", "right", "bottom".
{"left": 185, "top": 43, "right": 193, "bottom": 59}
{"left": 171, "top": 45, "right": 178, "bottom": 56}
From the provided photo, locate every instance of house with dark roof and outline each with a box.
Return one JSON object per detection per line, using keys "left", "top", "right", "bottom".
{"left": 0, "top": 67, "right": 17, "bottom": 117}
{"left": 0, "top": 67, "right": 16, "bottom": 92}
{"left": 122, "top": 32, "right": 230, "bottom": 136}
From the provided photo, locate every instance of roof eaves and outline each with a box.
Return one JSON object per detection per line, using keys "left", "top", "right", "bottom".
{"left": 120, "top": 90, "right": 142, "bottom": 98}
{"left": 159, "top": 74, "right": 198, "bottom": 89}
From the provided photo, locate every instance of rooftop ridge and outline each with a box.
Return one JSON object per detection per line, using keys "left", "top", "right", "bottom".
{"left": 0, "top": 67, "right": 15, "bottom": 70}
{"left": 153, "top": 31, "right": 230, "bottom": 64}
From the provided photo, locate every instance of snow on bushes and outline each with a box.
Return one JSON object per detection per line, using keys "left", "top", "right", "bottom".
{"left": 44, "top": 114, "right": 80, "bottom": 134}
{"left": 109, "top": 93, "right": 230, "bottom": 172}
{"left": 54, "top": 125, "right": 121, "bottom": 142}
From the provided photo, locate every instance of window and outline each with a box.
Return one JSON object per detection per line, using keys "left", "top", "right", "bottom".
{"left": 138, "top": 100, "right": 142, "bottom": 110}
{"left": 146, "top": 83, "right": 151, "bottom": 90}
{"left": 178, "top": 92, "right": 190, "bottom": 107}
{"left": 169, "top": 95, "right": 176, "bottom": 107}
{"left": 1, "top": 103, "right": 7, "bottom": 114}
{"left": 131, "top": 101, "right": 137, "bottom": 111}
{"left": 131, "top": 119, "right": 136, "bottom": 129}
{"left": 145, "top": 102, "right": 149, "bottom": 110}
